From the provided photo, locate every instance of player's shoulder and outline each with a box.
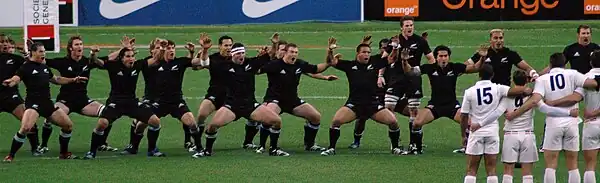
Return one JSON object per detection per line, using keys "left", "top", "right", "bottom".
{"left": 565, "top": 42, "right": 579, "bottom": 49}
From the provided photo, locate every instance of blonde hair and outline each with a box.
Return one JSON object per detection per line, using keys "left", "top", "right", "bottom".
{"left": 489, "top": 29, "right": 504, "bottom": 37}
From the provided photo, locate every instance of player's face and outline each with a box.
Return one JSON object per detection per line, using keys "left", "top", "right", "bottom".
{"left": 284, "top": 46, "right": 299, "bottom": 63}
{"left": 165, "top": 44, "right": 176, "bottom": 60}
{"left": 277, "top": 44, "right": 286, "bottom": 59}
{"left": 578, "top": 28, "right": 592, "bottom": 45}
{"left": 0, "top": 41, "right": 8, "bottom": 53}
{"left": 232, "top": 51, "right": 246, "bottom": 64}
{"left": 356, "top": 47, "right": 371, "bottom": 64}
{"left": 7, "top": 43, "right": 15, "bottom": 53}
{"left": 490, "top": 32, "right": 504, "bottom": 49}
{"left": 436, "top": 51, "right": 450, "bottom": 67}
{"left": 402, "top": 20, "right": 414, "bottom": 36}
{"left": 219, "top": 39, "right": 233, "bottom": 56}
{"left": 70, "top": 39, "right": 84, "bottom": 57}
{"left": 122, "top": 51, "right": 136, "bottom": 68}
{"left": 31, "top": 46, "right": 46, "bottom": 62}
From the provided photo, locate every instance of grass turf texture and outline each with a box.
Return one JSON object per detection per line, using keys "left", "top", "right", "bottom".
{"left": 0, "top": 21, "right": 599, "bottom": 182}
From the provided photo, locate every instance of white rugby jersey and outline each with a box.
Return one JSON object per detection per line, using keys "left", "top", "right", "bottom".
{"left": 533, "top": 68, "right": 587, "bottom": 128}
{"left": 502, "top": 96, "right": 534, "bottom": 131}
{"left": 583, "top": 68, "right": 600, "bottom": 124}
{"left": 461, "top": 80, "right": 510, "bottom": 136}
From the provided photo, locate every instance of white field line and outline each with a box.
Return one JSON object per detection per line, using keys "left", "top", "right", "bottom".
{"left": 79, "top": 95, "right": 460, "bottom": 101}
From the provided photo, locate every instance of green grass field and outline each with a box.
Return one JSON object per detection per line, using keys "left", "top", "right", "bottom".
{"left": 1, "top": 21, "right": 599, "bottom": 182}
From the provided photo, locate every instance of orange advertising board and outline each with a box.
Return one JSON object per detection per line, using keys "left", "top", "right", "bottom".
{"left": 384, "top": 0, "right": 419, "bottom": 17}
{"left": 585, "top": 0, "right": 600, "bottom": 14}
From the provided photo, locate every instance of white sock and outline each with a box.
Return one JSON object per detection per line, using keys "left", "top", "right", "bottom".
{"left": 502, "top": 175, "right": 513, "bottom": 183}
{"left": 523, "top": 175, "right": 534, "bottom": 183}
{"left": 545, "top": 168, "right": 556, "bottom": 183}
{"left": 568, "top": 169, "right": 581, "bottom": 183}
{"left": 464, "top": 175, "right": 476, "bottom": 183}
{"left": 487, "top": 176, "right": 498, "bottom": 183}
{"left": 584, "top": 171, "right": 596, "bottom": 183}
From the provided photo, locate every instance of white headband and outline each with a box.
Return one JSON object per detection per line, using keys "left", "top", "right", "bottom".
{"left": 231, "top": 47, "right": 245, "bottom": 55}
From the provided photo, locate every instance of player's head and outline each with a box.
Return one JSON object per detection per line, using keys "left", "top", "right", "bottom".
{"left": 283, "top": 43, "right": 299, "bottom": 63}
{"left": 29, "top": 42, "right": 46, "bottom": 62}
{"left": 400, "top": 16, "right": 415, "bottom": 36}
{"left": 118, "top": 47, "right": 136, "bottom": 68}
{"left": 0, "top": 34, "right": 9, "bottom": 53}
{"left": 379, "top": 38, "right": 390, "bottom": 54}
{"left": 355, "top": 43, "right": 371, "bottom": 64}
{"left": 512, "top": 70, "right": 528, "bottom": 86}
{"left": 231, "top": 43, "right": 246, "bottom": 65}
{"left": 433, "top": 45, "right": 451, "bottom": 67}
{"left": 590, "top": 50, "right": 600, "bottom": 68}
{"left": 7, "top": 38, "right": 15, "bottom": 53}
{"left": 276, "top": 40, "right": 288, "bottom": 59}
{"left": 577, "top": 24, "right": 592, "bottom": 45}
{"left": 148, "top": 38, "right": 162, "bottom": 55}
{"left": 479, "top": 64, "right": 494, "bottom": 80}
{"left": 489, "top": 29, "right": 504, "bottom": 50}
{"left": 549, "top": 52, "right": 566, "bottom": 68}
{"left": 219, "top": 35, "right": 233, "bottom": 56}
{"left": 165, "top": 40, "right": 176, "bottom": 61}
{"left": 67, "top": 35, "right": 84, "bottom": 58}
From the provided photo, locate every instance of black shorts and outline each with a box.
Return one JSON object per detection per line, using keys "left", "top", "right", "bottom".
{"left": 425, "top": 101, "right": 461, "bottom": 120}
{"left": 56, "top": 95, "right": 94, "bottom": 115}
{"left": 263, "top": 97, "right": 306, "bottom": 114}
{"left": 384, "top": 86, "right": 406, "bottom": 106}
{"left": 100, "top": 99, "right": 154, "bottom": 123}
{"left": 25, "top": 98, "right": 58, "bottom": 118}
{"left": 344, "top": 100, "right": 386, "bottom": 120}
{"left": 204, "top": 92, "right": 225, "bottom": 109}
{"left": 0, "top": 92, "right": 24, "bottom": 114}
{"left": 152, "top": 99, "right": 191, "bottom": 120}
{"left": 406, "top": 75, "right": 423, "bottom": 99}
{"left": 224, "top": 101, "right": 260, "bottom": 121}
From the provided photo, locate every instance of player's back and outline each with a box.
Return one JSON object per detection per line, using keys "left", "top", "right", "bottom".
{"left": 502, "top": 96, "right": 534, "bottom": 131}
{"left": 463, "top": 80, "right": 510, "bottom": 136}
{"left": 534, "top": 68, "right": 586, "bottom": 127}
{"left": 584, "top": 68, "right": 600, "bottom": 124}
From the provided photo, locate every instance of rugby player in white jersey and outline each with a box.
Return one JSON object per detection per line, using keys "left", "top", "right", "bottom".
{"left": 579, "top": 50, "right": 600, "bottom": 183}
{"left": 460, "top": 64, "right": 532, "bottom": 183}
{"left": 507, "top": 52, "right": 600, "bottom": 183}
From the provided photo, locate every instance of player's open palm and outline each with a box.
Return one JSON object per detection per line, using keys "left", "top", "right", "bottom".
{"left": 328, "top": 37, "right": 337, "bottom": 50}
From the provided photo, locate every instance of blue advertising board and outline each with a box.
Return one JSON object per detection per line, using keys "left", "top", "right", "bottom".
{"left": 79, "top": 0, "right": 362, "bottom": 25}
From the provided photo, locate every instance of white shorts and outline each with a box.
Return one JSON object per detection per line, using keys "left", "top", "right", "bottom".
{"left": 501, "top": 132, "right": 539, "bottom": 163}
{"left": 466, "top": 135, "right": 500, "bottom": 155}
{"left": 543, "top": 125, "right": 580, "bottom": 151}
{"left": 583, "top": 122, "right": 600, "bottom": 150}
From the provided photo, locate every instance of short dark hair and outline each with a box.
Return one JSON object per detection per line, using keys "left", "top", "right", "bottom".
{"left": 117, "top": 47, "right": 134, "bottom": 61}
{"left": 549, "top": 52, "right": 566, "bottom": 68}
{"left": 29, "top": 42, "right": 44, "bottom": 52}
{"left": 512, "top": 70, "right": 528, "bottom": 86}
{"left": 591, "top": 50, "right": 600, "bottom": 68}
{"left": 167, "top": 40, "right": 175, "bottom": 46}
{"left": 284, "top": 43, "right": 297, "bottom": 51}
{"left": 355, "top": 43, "right": 370, "bottom": 53}
{"left": 578, "top": 24, "right": 592, "bottom": 34}
{"left": 479, "top": 64, "right": 494, "bottom": 80}
{"left": 67, "top": 35, "right": 82, "bottom": 56}
{"left": 400, "top": 16, "right": 414, "bottom": 26}
{"left": 433, "top": 45, "right": 451, "bottom": 58}
{"left": 218, "top": 36, "right": 233, "bottom": 45}
{"left": 378, "top": 38, "right": 390, "bottom": 49}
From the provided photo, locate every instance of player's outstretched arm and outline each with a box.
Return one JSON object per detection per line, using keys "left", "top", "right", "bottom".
{"left": 89, "top": 45, "right": 106, "bottom": 67}
{"left": 2, "top": 76, "right": 21, "bottom": 87}
{"left": 108, "top": 36, "right": 135, "bottom": 61}
{"left": 326, "top": 37, "right": 337, "bottom": 65}
{"left": 465, "top": 44, "right": 488, "bottom": 73}
{"left": 269, "top": 33, "right": 279, "bottom": 59}
{"left": 306, "top": 73, "right": 338, "bottom": 81}
{"left": 377, "top": 68, "right": 386, "bottom": 88}
{"left": 544, "top": 92, "right": 583, "bottom": 107}
{"left": 538, "top": 101, "right": 577, "bottom": 117}
{"left": 584, "top": 108, "right": 600, "bottom": 120}
{"left": 516, "top": 60, "right": 539, "bottom": 80}
{"left": 191, "top": 33, "right": 211, "bottom": 66}
{"left": 506, "top": 93, "right": 542, "bottom": 120}
{"left": 50, "top": 76, "right": 87, "bottom": 85}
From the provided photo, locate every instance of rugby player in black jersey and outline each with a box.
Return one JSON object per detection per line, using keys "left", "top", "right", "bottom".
{"left": 3, "top": 43, "right": 86, "bottom": 162}
{"left": 401, "top": 45, "right": 485, "bottom": 155}
{"left": 320, "top": 39, "right": 403, "bottom": 156}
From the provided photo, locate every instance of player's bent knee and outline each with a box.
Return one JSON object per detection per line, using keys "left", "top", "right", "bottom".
{"left": 148, "top": 116, "right": 160, "bottom": 126}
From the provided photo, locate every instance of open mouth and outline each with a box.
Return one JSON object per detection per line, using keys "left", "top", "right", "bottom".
{"left": 584, "top": 38, "right": 590, "bottom": 43}
{"left": 291, "top": 57, "right": 296, "bottom": 62}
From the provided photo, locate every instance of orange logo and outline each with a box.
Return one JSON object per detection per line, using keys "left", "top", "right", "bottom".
{"left": 442, "top": 0, "right": 559, "bottom": 15}
{"left": 585, "top": 0, "right": 600, "bottom": 14}
{"left": 385, "top": 0, "right": 419, "bottom": 17}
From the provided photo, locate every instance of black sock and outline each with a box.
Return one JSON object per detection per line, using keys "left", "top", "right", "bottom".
{"left": 89, "top": 129, "right": 104, "bottom": 155}
{"left": 58, "top": 129, "right": 72, "bottom": 154}
{"left": 353, "top": 133, "right": 362, "bottom": 144}
{"left": 131, "top": 133, "right": 143, "bottom": 151}
{"left": 269, "top": 128, "right": 281, "bottom": 151}
{"left": 128, "top": 120, "right": 136, "bottom": 145}
{"left": 412, "top": 127, "right": 423, "bottom": 151}
{"left": 205, "top": 131, "right": 217, "bottom": 153}
{"left": 243, "top": 120, "right": 259, "bottom": 145}
{"left": 259, "top": 124, "right": 271, "bottom": 148}
{"left": 182, "top": 124, "right": 191, "bottom": 144}
{"left": 190, "top": 125, "right": 204, "bottom": 151}
{"left": 389, "top": 129, "right": 400, "bottom": 149}
{"left": 102, "top": 124, "right": 113, "bottom": 146}
{"left": 197, "top": 125, "right": 205, "bottom": 148}
{"left": 304, "top": 122, "right": 319, "bottom": 147}
{"left": 329, "top": 127, "right": 340, "bottom": 149}
{"left": 27, "top": 124, "right": 40, "bottom": 151}
{"left": 408, "top": 118, "right": 415, "bottom": 145}
{"left": 41, "top": 122, "right": 52, "bottom": 147}
{"left": 147, "top": 125, "right": 161, "bottom": 152}
{"left": 9, "top": 132, "right": 26, "bottom": 157}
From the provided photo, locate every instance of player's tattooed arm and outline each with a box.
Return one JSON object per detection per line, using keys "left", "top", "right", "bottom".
{"left": 377, "top": 68, "right": 386, "bottom": 88}
{"left": 2, "top": 75, "right": 21, "bottom": 87}
{"left": 50, "top": 76, "right": 88, "bottom": 85}
{"left": 269, "top": 33, "right": 279, "bottom": 59}
{"left": 185, "top": 42, "right": 195, "bottom": 59}
{"left": 465, "top": 44, "right": 488, "bottom": 73}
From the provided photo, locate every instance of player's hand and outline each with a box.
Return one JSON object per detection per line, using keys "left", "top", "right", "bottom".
{"left": 505, "top": 111, "right": 517, "bottom": 121}
{"left": 477, "top": 44, "right": 489, "bottom": 57}
{"left": 381, "top": 51, "right": 389, "bottom": 58}
{"left": 74, "top": 76, "right": 88, "bottom": 83}
{"left": 377, "top": 76, "right": 386, "bottom": 88}
{"left": 90, "top": 45, "right": 100, "bottom": 54}
{"left": 569, "top": 108, "right": 579, "bottom": 118}
{"left": 184, "top": 42, "right": 195, "bottom": 52}
{"left": 325, "top": 75, "right": 338, "bottom": 81}
{"left": 523, "top": 87, "right": 533, "bottom": 96}
{"left": 328, "top": 37, "right": 337, "bottom": 51}
{"left": 400, "top": 48, "right": 411, "bottom": 60}
{"left": 192, "top": 65, "right": 205, "bottom": 71}
{"left": 421, "top": 32, "right": 429, "bottom": 41}
{"left": 199, "top": 33, "right": 212, "bottom": 50}
{"left": 584, "top": 109, "right": 594, "bottom": 120}
{"left": 361, "top": 35, "right": 372, "bottom": 45}
{"left": 470, "top": 123, "right": 481, "bottom": 132}
{"left": 258, "top": 46, "right": 269, "bottom": 56}
{"left": 121, "top": 36, "right": 134, "bottom": 49}
{"left": 2, "top": 79, "right": 14, "bottom": 87}
{"left": 271, "top": 32, "right": 280, "bottom": 44}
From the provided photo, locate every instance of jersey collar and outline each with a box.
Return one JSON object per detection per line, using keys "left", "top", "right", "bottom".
{"left": 476, "top": 80, "right": 492, "bottom": 85}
